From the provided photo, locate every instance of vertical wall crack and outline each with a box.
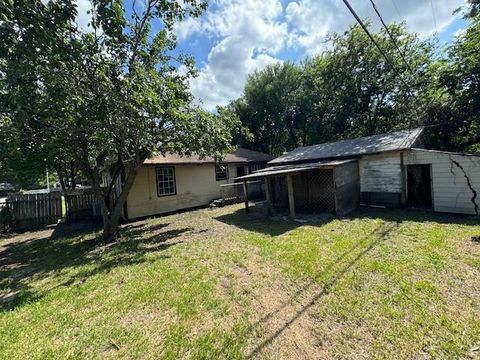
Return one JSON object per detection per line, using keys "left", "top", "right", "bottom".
{"left": 450, "top": 156, "right": 479, "bottom": 215}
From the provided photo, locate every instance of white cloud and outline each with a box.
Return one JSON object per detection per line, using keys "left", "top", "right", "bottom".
{"left": 190, "top": 36, "right": 281, "bottom": 110}
{"left": 454, "top": 27, "right": 466, "bottom": 38}
{"left": 174, "top": 16, "right": 202, "bottom": 42}
{"left": 183, "top": 0, "right": 287, "bottom": 110}
{"left": 285, "top": 0, "right": 466, "bottom": 55}
{"left": 176, "top": 0, "right": 466, "bottom": 110}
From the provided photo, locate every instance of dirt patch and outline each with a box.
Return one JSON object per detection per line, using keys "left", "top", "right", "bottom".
{"left": 234, "top": 259, "right": 323, "bottom": 359}
{"left": 0, "top": 228, "right": 54, "bottom": 252}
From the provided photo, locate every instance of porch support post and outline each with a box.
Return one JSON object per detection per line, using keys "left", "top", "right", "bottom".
{"left": 243, "top": 181, "right": 249, "bottom": 213}
{"left": 400, "top": 151, "right": 407, "bottom": 207}
{"left": 286, "top": 174, "right": 295, "bottom": 218}
{"left": 264, "top": 177, "right": 272, "bottom": 215}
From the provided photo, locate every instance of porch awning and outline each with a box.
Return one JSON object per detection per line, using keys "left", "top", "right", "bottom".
{"left": 234, "top": 159, "right": 356, "bottom": 181}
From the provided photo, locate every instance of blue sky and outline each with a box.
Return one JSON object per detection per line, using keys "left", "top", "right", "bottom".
{"left": 76, "top": 0, "right": 470, "bottom": 110}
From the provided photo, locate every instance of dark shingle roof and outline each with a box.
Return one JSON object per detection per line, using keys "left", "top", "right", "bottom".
{"left": 144, "top": 148, "right": 274, "bottom": 165}
{"left": 269, "top": 128, "right": 424, "bottom": 165}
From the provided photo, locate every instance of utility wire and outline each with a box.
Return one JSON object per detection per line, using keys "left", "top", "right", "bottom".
{"left": 430, "top": 0, "right": 438, "bottom": 34}
{"left": 368, "top": 0, "right": 417, "bottom": 80}
{"left": 340, "top": 0, "right": 413, "bottom": 94}
{"left": 340, "top": 0, "right": 417, "bottom": 130}
{"left": 390, "top": 0, "right": 403, "bottom": 23}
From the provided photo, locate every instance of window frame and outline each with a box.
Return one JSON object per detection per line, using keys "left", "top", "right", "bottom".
{"left": 215, "top": 164, "right": 229, "bottom": 181}
{"left": 248, "top": 162, "right": 266, "bottom": 173}
{"left": 155, "top": 166, "right": 176, "bottom": 197}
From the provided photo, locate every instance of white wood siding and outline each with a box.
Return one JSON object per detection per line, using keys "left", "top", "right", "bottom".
{"left": 359, "top": 152, "right": 402, "bottom": 193}
{"left": 404, "top": 149, "right": 480, "bottom": 215}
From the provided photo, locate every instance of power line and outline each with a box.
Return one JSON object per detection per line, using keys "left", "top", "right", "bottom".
{"left": 430, "top": 0, "right": 438, "bottom": 34}
{"left": 368, "top": 0, "right": 417, "bottom": 80}
{"left": 340, "top": 0, "right": 418, "bottom": 131}
{"left": 340, "top": 0, "right": 413, "bottom": 94}
{"left": 390, "top": 0, "right": 403, "bottom": 23}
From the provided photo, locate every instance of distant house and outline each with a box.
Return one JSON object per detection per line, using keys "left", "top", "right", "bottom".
{"left": 0, "top": 183, "right": 15, "bottom": 196}
{"left": 126, "top": 148, "right": 273, "bottom": 219}
{"left": 236, "top": 128, "right": 480, "bottom": 216}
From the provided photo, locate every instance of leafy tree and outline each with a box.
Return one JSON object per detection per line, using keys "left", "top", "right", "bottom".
{"left": 455, "top": 0, "right": 480, "bottom": 19}
{"left": 306, "top": 23, "right": 432, "bottom": 140}
{"left": 422, "top": 15, "right": 480, "bottom": 152}
{"left": 231, "top": 62, "right": 302, "bottom": 155}
{"left": 0, "top": 117, "right": 45, "bottom": 188}
{"left": 0, "top": 0, "right": 239, "bottom": 242}
{"left": 231, "top": 23, "right": 432, "bottom": 153}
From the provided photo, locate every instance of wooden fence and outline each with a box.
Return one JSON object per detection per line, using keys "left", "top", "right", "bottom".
{"left": 64, "top": 191, "right": 99, "bottom": 221}
{"left": 7, "top": 193, "right": 63, "bottom": 230}
{"left": 7, "top": 190, "right": 100, "bottom": 230}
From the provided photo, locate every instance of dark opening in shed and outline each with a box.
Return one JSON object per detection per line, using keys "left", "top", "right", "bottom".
{"left": 236, "top": 160, "right": 360, "bottom": 217}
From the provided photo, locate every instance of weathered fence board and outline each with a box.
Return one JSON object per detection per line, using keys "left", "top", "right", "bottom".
{"left": 6, "top": 190, "right": 101, "bottom": 230}
{"left": 7, "top": 193, "right": 63, "bottom": 230}
{"left": 64, "top": 191, "right": 98, "bottom": 221}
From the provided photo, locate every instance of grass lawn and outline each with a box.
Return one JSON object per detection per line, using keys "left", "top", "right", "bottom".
{"left": 1, "top": 204, "right": 479, "bottom": 359}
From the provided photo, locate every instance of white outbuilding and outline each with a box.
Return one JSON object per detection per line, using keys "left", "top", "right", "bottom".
{"left": 236, "top": 128, "right": 480, "bottom": 216}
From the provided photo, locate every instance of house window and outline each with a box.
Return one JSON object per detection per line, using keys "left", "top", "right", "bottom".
{"left": 215, "top": 165, "right": 229, "bottom": 181}
{"left": 249, "top": 162, "right": 266, "bottom": 173}
{"left": 156, "top": 166, "right": 176, "bottom": 196}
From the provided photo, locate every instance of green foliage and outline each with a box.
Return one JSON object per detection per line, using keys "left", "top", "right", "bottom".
{"left": 0, "top": 205, "right": 13, "bottom": 233}
{"left": 0, "top": 0, "right": 239, "bottom": 240}
{"left": 455, "top": 0, "right": 480, "bottom": 19}
{"left": 230, "top": 23, "right": 433, "bottom": 154}
{"left": 230, "top": 62, "right": 302, "bottom": 155}
{"left": 0, "top": 117, "right": 48, "bottom": 188}
{"left": 421, "top": 16, "right": 480, "bottom": 151}
{"left": 231, "top": 19, "right": 480, "bottom": 155}
{"left": 313, "top": 23, "right": 431, "bottom": 138}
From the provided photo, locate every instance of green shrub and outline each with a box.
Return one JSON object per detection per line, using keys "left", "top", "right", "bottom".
{"left": 0, "top": 205, "right": 13, "bottom": 233}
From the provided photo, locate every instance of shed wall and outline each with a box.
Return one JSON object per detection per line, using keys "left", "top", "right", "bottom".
{"left": 359, "top": 152, "right": 403, "bottom": 207}
{"left": 334, "top": 161, "right": 360, "bottom": 215}
{"left": 404, "top": 149, "right": 480, "bottom": 215}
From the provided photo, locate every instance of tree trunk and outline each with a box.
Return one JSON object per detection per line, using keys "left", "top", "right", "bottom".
{"left": 102, "top": 213, "right": 120, "bottom": 243}
{"left": 98, "top": 162, "right": 142, "bottom": 243}
{"left": 70, "top": 161, "right": 77, "bottom": 189}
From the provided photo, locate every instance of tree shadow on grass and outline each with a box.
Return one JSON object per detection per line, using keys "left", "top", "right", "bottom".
{"left": 351, "top": 206, "right": 480, "bottom": 226}
{"left": 215, "top": 203, "right": 479, "bottom": 237}
{"left": 245, "top": 221, "right": 399, "bottom": 358}
{"left": 0, "top": 220, "right": 191, "bottom": 311}
{"left": 242, "top": 207, "right": 478, "bottom": 357}
{"left": 214, "top": 205, "right": 334, "bottom": 236}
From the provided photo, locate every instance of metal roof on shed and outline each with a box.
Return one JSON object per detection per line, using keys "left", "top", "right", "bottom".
{"left": 235, "top": 159, "right": 357, "bottom": 181}
{"left": 269, "top": 128, "right": 424, "bottom": 165}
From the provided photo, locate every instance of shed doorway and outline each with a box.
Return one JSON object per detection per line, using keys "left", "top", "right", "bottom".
{"left": 407, "top": 164, "right": 432, "bottom": 208}
{"left": 236, "top": 166, "right": 245, "bottom": 178}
